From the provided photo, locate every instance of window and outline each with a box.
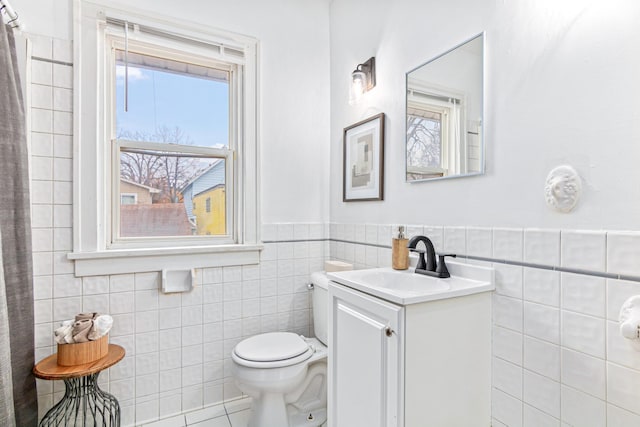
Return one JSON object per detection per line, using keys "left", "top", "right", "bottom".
{"left": 120, "top": 193, "right": 137, "bottom": 205}
{"left": 71, "top": 3, "right": 260, "bottom": 275}
{"left": 406, "top": 88, "right": 464, "bottom": 180}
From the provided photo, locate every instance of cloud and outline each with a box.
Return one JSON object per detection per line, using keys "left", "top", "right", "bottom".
{"left": 115, "top": 66, "right": 149, "bottom": 82}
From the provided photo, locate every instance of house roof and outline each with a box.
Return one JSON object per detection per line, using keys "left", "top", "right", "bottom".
{"left": 120, "top": 204, "right": 192, "bottom": 237}
{"left": 180, "top": 159, "right": 223, "bottom": 192}
{"left": 120, "top": 178, "right": 162, "bottom": 193}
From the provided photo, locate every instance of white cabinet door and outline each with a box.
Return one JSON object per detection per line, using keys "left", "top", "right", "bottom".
{"left": 328, "top": 283, "right": 404, "bottom": 427}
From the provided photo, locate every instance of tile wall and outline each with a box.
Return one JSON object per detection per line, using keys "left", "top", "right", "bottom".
{"left": 329, "top": 223, "right": 640, "bottom": 427}
{"left": 27, "top": 34, "right": 328, "bottom": 426}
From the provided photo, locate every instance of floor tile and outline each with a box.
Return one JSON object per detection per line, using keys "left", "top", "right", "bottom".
{"left": 143, "top": 414, "right": 186, "bottom": 427}
{"left": 185, "top": 404, "right": 227, "bottom": 425}
{"left": 224, "top": 397, "right": 251, "bottom": 414}
{"left": 228, "top": 409, "right": 250, "bottom": 427}
{"left": 188, "top": 415, "right": 231, "bottom": 427}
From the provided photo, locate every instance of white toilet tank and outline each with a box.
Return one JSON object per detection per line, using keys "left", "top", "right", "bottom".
{"left": 310, "top": 271, "right": 329, "bottom": 345}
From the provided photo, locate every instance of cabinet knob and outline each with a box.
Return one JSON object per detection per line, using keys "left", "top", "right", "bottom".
{"left": 385, "top": 326, "right": 393, "bottom": 337}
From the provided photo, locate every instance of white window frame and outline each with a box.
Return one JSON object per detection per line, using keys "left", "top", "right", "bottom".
{"left": 70, "top": 1, "right": 261, "bottom": 276}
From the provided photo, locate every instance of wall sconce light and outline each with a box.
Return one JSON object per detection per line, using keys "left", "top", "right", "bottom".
{"left": 349, "top": 57, "right": 376, "bottom": 104}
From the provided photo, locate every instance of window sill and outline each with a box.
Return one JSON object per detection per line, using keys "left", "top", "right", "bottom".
{"left": 68, "top": 244, "right": 262, "bottom": 277}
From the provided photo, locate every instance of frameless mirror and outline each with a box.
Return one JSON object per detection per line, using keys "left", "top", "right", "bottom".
{"left": 406, "top": 33, "right": 484, "bottom": 182}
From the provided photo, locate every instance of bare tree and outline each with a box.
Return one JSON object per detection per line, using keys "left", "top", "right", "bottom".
{"left": 118, "top": 126, "right": 199, "bottom": 203}
{"left": 406, "top": 115, "right": 441, "bottom": 168}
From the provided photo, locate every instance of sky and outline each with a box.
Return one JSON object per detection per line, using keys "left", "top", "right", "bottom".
{"left": 115, "top": 65, "right": 229, "bottom": 148}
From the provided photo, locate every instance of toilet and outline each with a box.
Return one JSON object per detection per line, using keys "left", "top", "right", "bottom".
{"left": 231, "top": 271, "right": 329, "bottom": 427}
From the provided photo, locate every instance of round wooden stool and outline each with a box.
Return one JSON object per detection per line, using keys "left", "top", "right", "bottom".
{"left": 33, "top": 344, "right": 125, "bottom": 426}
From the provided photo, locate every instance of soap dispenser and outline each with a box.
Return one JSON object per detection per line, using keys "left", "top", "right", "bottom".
{"left": 392, "top": 226, "right": 409, "bottom": 270}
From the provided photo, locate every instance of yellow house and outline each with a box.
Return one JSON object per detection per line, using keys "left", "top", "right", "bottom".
{"left": 192, "top": 184, "right": 225, "bottom": 235}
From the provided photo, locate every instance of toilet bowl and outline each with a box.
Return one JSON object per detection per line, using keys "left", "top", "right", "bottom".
{"left": 231, "top": 272, "right": 329, "bottom": 427}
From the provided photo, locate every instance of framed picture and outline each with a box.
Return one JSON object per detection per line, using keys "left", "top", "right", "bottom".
{"left": 343, "top": 113, "right": 385, "bottom": 202}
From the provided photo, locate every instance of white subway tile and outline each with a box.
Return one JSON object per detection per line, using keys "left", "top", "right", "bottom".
{"left": 53, "top": 274, "right": 82, "bottom": 298}
{"left": 493, "top": 228, "right": 524, "bottom": 262}
{"left": 493, "top": 357, "right": 523, "bottom": 398}
{"left": 492, "top": 388, "right": 523, "bottom": 427}
{"left": 53, "top": 110, "right": 72, "bottom": 135}
{"left": 561, "top": 273, "right": 605, "bottom": 318}
{"left": 31, "top": 180, "right": 53, "bottom": 205}
{"left": 32, "top": 60, "right": 52, "bottom": 85}
{"left": 31, "top": 205, "right": 53, "bottom": 236}
{"left": 52, "top": 158, "right": 72, "bottom": 182}
{"left": 32, "top": 228, "right": 53, "bottom": 252}
{"left": 561, "top": 310, "right": 605, "bottom": 358}
{"left": 607, "top": 231, "right": 640, "bottom": 276}
{"left": 82, "top": 294, "right": 109, "bottom": 313}
{"left": 365, "top": 224, "right": 378, "bottom": 244}
{"left": 52, "top": 228, "right": 72, "bottom": 251}
{"left": 136, "top": 310, "right": 159, "bottom": 333}
{"left": 31, "top": 132, "right": 53, "bottom": 157}
{"left": 31, "top": 156, "right": 52, "bottom": 181}
{"left": 494, "top": 263, "right": 523, "bottom": 299}
{"left": 52, "top": 296, "right": 81, "bottom": 322}
{"left": 524, "top": 302, "right": 559, "bottom": 344}
{"left": 377, "top": 225, "right": 392, "bottom": 245}
{"left": 52, "top": 63, "right": 72, "bottom": 89}
{"left": 606, "top": 278, "right": 640, "bottom": 321}
{"left": 494, "top": 295, "right": 523, "bottom": 332}
{"left": 466, "top": 227, "right": 493, "bottom": 258}
{"left": 607, "top": 403, "right": 640, "bottom": 427}
{"left": 560, "top": 385, "right": 605, "bottom": 427}
{"left": 31, "top": 84, "right": 53, "bottom": 109}
{"left": 277, "top": 223, "right": 294, "bottom": 241}
{"left": 405, "top": 225, "right": 424, "bottom": 240}
{"left": 524, "top": 229, "right": 560, "bottom": 266}
{"left": 523, "top": 370, "right": 560, "bottom": 418}
{"left": 524, "top": 336, "right": 560, "bottom": 381}
{"left": 261, "top": 224, "right": 277, "bottom": 241}
{"left": 523, "top": 404, "right": 560, "bottom": 427}
{"left": 607, "top": 362, "right": 640, "bottom": 415}
{"left": 523, "top": 268, "right": 559, "bottom": 307}
{"left": 444, "top": 226, "right": 466, "bottom": 254}
{"left": 561, "top": 348, "right": 605, "bottom": 399}
{"left": 110, "top": 292, "right": 134, "bottom": 314}
{"left": 53, "top": 181, "right": 72, "bottom": 204}
{"left": 309, "top": 223, "right": 325, "bottom": 240}
{"left": 53, "top": 134, "right": 72, "bottom": 158}
{"left": 493, "top": 326, "right": 523, "bottom": 365}
{"left": 560, "top": 230, "right": 606, "bottom": 271}
{"left": 136, "top": 331, "right": 160, "bottom": 354}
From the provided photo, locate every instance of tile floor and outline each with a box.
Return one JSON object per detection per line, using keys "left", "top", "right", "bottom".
{"left": 142, "top": 397, "right": 251, "bottom": 427}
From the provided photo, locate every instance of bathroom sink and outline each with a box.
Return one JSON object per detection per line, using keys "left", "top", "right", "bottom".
{"left": 327, "top": 261, "right": 494, "bottom": 305}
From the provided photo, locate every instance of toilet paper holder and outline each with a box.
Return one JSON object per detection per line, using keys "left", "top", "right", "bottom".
{"left": 619, "top": 295, "right": 640, "bottom": 348}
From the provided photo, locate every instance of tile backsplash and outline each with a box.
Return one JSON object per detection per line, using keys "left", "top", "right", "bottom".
{"left": 328, "top": 223, "right": 640, "bottom": 427}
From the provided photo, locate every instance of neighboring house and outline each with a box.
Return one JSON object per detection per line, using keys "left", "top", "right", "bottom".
{"left": 192, "top": 184, "right": 226, "bottom": 235}
{"left": 120, "top": 204, "right": 192, "bottom": 237}
{"left": 120, "top": 179, "right": 161, "bottom": 205}
{"left": 119, "top": 179, "right": 191, "bottom": 237}
{"left": 181, "top": 160, "right": 226, "bottom": 235}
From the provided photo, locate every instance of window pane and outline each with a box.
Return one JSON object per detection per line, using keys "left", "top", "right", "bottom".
{"left": 407, "top": 112, "right": 442, "bottom": 172}
{"left": 115, "top": 50, "right": 229, "bottom": 148}
{"left": 119, "top": 150, "right": 226, "bottom": 237}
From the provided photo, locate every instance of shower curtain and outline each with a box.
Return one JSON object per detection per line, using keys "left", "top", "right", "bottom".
{"left": 0, "top": 22, "right": 38, "bottom": 427}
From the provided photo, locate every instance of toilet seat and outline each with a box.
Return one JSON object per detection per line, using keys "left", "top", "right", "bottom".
{"left": 232, "top": 332, "right": 314, "bottom": 368}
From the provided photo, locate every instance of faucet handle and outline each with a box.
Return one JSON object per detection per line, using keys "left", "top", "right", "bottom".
{"left": 411, "top": 250, "right": 426, "bottom": 270}
{"left": 435, "top": 254, "right": 456, "bottom": 278}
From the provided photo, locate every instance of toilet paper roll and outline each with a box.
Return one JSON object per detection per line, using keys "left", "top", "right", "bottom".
{"left": 619, "top": 295, "right": 640, "bottom": 351}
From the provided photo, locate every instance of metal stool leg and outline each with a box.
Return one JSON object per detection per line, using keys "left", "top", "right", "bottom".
{"left": 39, "top": 373, "right": 121, "bottom": 426}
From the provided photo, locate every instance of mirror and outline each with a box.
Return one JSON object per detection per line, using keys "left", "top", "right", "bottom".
{"left": 406, "top": 33, "right": 484, "bottom": 182}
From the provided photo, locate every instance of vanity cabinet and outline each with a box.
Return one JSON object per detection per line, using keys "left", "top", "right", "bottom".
{"left": 328, "top": 280, "right": 492, "bottom": 427}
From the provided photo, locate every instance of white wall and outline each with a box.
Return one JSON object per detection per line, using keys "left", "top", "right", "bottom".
{"left": 329, "top": 0, "right": 640, "bottom": 230}
{"left": 21, "top": 0, "right": 331, "bottom": 224}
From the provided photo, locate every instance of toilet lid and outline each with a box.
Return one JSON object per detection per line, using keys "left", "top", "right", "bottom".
{"left": 234, "top": 332, "right": 310, "bottom": 362}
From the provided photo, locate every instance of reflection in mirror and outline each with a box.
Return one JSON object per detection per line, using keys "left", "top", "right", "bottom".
{"left": 406, "top": 33, "right": 484, "bottom": 182}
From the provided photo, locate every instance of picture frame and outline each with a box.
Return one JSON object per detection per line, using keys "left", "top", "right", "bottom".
{"left": 343, "top": 113, "right": 385, "bottom": 202}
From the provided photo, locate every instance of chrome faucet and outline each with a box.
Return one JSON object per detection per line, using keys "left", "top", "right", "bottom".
{"left": 407, "top": 235, "right": 456, "bottom": 278}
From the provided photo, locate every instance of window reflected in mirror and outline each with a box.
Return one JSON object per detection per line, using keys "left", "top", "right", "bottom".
{"left": 406, "top": 33, "right": 484, "bottom": 182}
